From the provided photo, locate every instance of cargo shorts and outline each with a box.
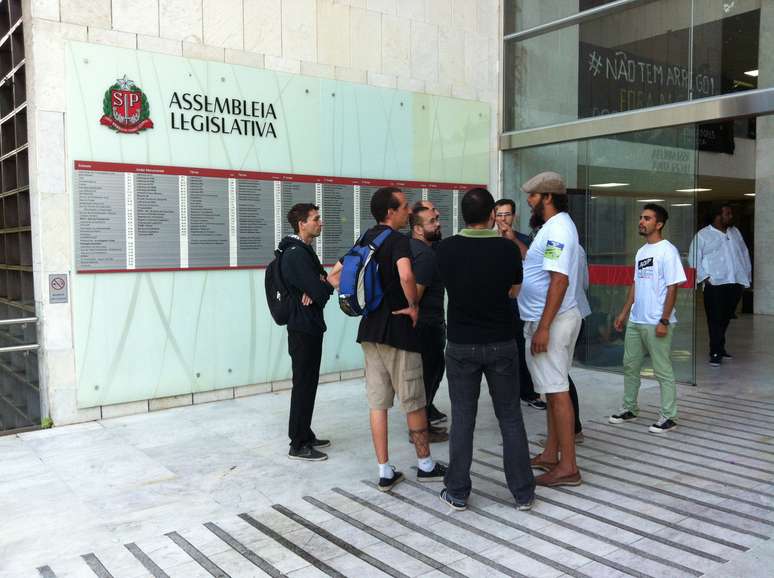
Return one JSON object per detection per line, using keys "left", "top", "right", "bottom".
{"left": 361, "top": 342, "right": 426, "bottom": 413}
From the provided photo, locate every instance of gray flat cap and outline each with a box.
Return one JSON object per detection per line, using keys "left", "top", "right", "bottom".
{"left": 521, "top": 171, "right": 567, "bottom": 195}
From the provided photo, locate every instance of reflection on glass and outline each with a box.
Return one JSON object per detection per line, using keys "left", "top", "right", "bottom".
{"left": 503, "top": 125, "right": 698, "bottom": 384}
{"left": 504, "top": 0, "right": 763, "bottom": 132}
{"left": 505, "top": 0, "right": 622, "bottom": 35}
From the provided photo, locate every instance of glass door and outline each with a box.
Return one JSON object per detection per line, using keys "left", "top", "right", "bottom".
{"left": 503, "top": 124, "right": 699, "bottom": 384}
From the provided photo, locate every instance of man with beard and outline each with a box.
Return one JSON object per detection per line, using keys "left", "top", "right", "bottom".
{"left": 518, "top": 172, "right": 583, "bottom": 487}
{"left": 494, "top": 198, "right": 547, "bottom": 411}
{"left": 688, "top": 204, "right": 751, "bottom": 366}
{"left": 611, "top": 204, "right": 686, "bottom": 433}
{"left": 410, "top": 203, "right": 448, "bottom": 442}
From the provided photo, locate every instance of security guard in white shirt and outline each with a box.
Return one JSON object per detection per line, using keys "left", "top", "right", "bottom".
{"left": 688, "top": 204, "right": 752, "bottom": 366}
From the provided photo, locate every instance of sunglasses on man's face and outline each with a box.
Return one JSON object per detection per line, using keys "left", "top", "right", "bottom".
{"left": 495, "top": 212, "right": 513, "bottom": 218}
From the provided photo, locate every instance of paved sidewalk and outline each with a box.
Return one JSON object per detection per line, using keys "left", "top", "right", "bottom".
{"left": 2, "top": 368, "right": 774, "bottom": 577}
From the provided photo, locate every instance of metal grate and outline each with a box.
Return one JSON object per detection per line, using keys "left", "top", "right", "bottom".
{"left": 0, "top": 0, "right": 39, "bottom": 434}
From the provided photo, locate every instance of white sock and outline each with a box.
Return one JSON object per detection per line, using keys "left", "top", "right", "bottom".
{"left": 417, "top": 456, "right": 434, "bottom": 472}
{"left": 378, "top": 463, "right": 394, "bottom": 479}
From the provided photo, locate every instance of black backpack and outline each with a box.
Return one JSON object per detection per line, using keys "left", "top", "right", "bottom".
{"left": 265, "top": 248, "right": 291, "bottom": 325}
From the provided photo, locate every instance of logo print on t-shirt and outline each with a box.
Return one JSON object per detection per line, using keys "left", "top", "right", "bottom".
{"left": 545, "top": 240, "right": 564, "bottom": 260}
{"left": 637, "top": 257, "right": 654, "bottom": 279}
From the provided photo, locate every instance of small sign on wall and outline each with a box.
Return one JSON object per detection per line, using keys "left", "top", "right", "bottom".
{"left": 49, "top": 274, "right": 69, "bottom": 304}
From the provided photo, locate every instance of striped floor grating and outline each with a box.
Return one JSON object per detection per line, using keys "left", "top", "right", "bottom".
{"left": 35, "top": 394, "right": 774, "bottom": 577}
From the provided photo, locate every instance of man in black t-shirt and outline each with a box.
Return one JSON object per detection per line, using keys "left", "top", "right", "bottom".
{"left": 410, "top": 203, "right": 448, "bottom": 442}
{"left": 436, "top": 188, "right": 535, "bottom": 511}
{"left": 329, "top": 187, "right": 446, "bottom": 491}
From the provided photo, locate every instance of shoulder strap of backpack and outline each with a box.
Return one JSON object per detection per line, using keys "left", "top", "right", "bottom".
{"left": 369, "top": 228, "right": 393, "bottom": 250}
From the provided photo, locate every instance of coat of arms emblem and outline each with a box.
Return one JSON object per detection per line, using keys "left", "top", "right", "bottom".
{"left": 100, "top": 75, "right": 154, "bottom": 133}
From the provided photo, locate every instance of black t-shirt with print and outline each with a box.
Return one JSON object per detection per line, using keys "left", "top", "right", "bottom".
{"left": 356, "top": 225, "right": 420, "bottom": 352}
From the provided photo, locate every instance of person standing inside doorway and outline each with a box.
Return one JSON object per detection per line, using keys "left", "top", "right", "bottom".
{"left": 610, "top": 203, "right": 687, "bottom": 434}
{"left": 280, "top": 204, "right": 334, "bottom": 461}
{"left": 688, "top": 204, "right": 751, "bottom": 367}
{"left": 409, "top": 203, "right": 448, "bottom": 442}
{"left": 518, "top": 172, "right": 583, "bottom": 487}
{"left": 494, "top": 199, "right": 547, "bottom": 411}
{"left": 328, "top": 187, "right": 447, "bottom": 491}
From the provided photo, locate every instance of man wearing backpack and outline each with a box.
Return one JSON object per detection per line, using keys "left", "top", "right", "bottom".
{"left": 279, "top": 203, "right": 334, "bottom": 461}
{"left": 329, "top": 187, "right": 447, "bottom": 491}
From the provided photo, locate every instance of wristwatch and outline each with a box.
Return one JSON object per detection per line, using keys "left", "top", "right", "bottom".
{"left": 658, "top": 318, "right": 670, "bottom": 326}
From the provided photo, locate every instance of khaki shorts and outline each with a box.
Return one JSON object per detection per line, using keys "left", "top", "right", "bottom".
{"left": 524, "top": 307, "right": 582, "bottom": 394}
{"left": 362, "top": 342, "right": 426, "bottom": 413}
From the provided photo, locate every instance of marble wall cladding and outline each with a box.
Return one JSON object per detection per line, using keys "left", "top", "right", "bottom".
{"left": 350, "top": 6, "right": 382, "bottom": 72}
{"left": 317, "top": 0, "right": 351, "bottom": 66}
{"left": 244, "top": 0, "right": 283, "bottom": 56}
{"left": 112, "top": 0, "right": 159, "bottom": 36}
{"left": 86, "top": 27, "right": 137, "bottom": 49}
{"left": 203, "top": 0, "right": 244, "bottom": 50}
{"left": 137, "top": 34, "right": 183, "bottom": 56}
{"left": 159, "top": 0, "right": 203, "bottom": 42}
{"left": 26, "top": 0, "right": 500, "bottom": 425}
{"left": 31, "top": 0, "right": 61, "bottom": 20}
{"left": 282, "top": 0, "right": 317, "bottom": 61}
{"left": 60, "top": 0, "right": 111, "bottom": 28}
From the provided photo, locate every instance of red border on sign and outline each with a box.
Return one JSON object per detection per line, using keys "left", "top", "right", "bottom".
{"left": 74, "top": 160, "right": 485, "bottom": 191}
{"left": 75, "top": 160, "right": 485, "bottom": 274}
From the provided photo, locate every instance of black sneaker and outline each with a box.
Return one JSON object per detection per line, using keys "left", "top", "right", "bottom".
{"left": 377, "top": 468, "right": 404, "bottom": 492}
{"left": 524, "top": 396, "right": 547, "bottom": 410}
{"left": 310, "top": 437, "right": 331, "bottom": 449}
{"left": 709, "top": 354, "right": 722, "bottom": 367}
{"left": 439, "top": 488, "right": 467, "bottom": 511}
{"left": 721, "top": 351, "right": 733, "bottom": 360}
{"left": 417, "top": 462, "right": 447, "bottom": 483}
{"left": 288, "top": 444, "right": 328, "bottom": 461}
{"left": 428, "top": 404, "right": 447, "bottom": 425}
{"left": 516, "top": 497, "right": 535, "bottom": 511}
{"left": 649, "top": 417, "right": 677, "bottom": 433}
{"left": 609, "top": 410, "right": 637, "bottom": 424}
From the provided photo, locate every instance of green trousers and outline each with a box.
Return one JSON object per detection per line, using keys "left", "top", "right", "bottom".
{"left": 622, "top": 322, "right": 677, "bottom": 420}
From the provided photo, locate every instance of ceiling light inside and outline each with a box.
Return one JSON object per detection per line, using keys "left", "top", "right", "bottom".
{"left": 590, "top": 182, "right": 629, "bottom": 188}
{"left": 637, "top": 199, "right": 665, "bottom": 202}
{"left": 675, "top": 188, "right": 712, "bottom": 193}
{"left": 744, "top": 193, "right": 756, "bottom": 197}
{"left": 744, "top": 69, "right": 759, "bottom": 77}
{"left": 671, "top": 203, "right": 693, "bottom": 207}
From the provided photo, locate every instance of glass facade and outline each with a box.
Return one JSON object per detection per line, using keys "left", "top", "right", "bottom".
{"left": 504, "top": 0, "right": 763, "bottom": 131}
{"left": 504, "top": 126, "right": 698, "bottom": 383}
{"left": 503, "top": 1, "right": 774, "bottom": 385}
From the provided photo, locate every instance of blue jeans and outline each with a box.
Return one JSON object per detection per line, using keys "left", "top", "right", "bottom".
{"left": 444, "top": 340, "right": 535, "bottom": 504}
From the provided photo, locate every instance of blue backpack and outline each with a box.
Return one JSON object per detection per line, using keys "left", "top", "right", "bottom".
{"left": 338, "top": 229, "right": 393, "bottom": 317}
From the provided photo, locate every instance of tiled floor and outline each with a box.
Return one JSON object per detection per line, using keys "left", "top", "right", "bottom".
{"left": 2, "top": 314, "right": 773, "bottom": 577}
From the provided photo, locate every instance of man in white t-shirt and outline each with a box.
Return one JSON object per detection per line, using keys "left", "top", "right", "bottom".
{"left": 518, "top": 172, "right": 583, "bottom": 487}
{"left": 688, "top": 204, "right": 751, "bottom": 367}
{"left": 610, "top": 203, "right": 687, "bottom": 434}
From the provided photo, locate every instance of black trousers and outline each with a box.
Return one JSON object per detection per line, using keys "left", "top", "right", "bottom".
{"left": 568, "top": 376, "right": 582, "bottom": 434}
{"left": 418, "top": 322, "right": 446, "bottom": 407}
{"left": 287, "top": 330, "right": 324, "bottom": 451}
{"left": 445, "top": 340, "right": 534, "bottom": 502}
{"left": 512, "top": 316, "right": 537, "bottom": 401}
{"left": 703, "top": 282, "right": 743, "bottom": 357}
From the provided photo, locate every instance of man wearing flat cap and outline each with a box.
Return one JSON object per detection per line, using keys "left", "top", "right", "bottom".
{"left": 518, "top": 172, "right": 583, "bottom": 487}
